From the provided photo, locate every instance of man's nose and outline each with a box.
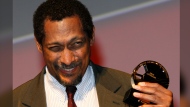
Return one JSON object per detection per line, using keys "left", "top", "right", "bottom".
{"left": 60, "top": 48, "right": 75, "bottom": 65}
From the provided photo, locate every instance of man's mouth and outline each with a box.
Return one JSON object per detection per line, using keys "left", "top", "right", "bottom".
{"left": 64, "top": 68, "right": 75, "bottom": 72}
{"left": 54, "top": 61, "right": 82, "bottom": 76}
{"left": 59, "top": 66, "right": 78, "bottom": 75}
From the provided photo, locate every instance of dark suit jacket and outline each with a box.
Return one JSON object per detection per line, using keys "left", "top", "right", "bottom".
{"left": 13, "top": 62, "right": 132, "bottom": 107}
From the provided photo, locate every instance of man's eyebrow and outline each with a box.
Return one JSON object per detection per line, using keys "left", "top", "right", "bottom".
{"left": 46, "top": 42, "right": 62, "bottom": 46}
{"left": 46, "top": 36, "right": 86, "bottom": 46}
{"left": 69, "top": 37, "right": 78, "bottom": 43}
{"left": 69, "top": 36, "right": 86, "bottom": 43}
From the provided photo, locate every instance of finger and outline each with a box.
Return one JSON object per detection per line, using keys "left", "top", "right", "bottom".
{"left": 132, "top": 82, "right": 173, "bottom": 106}
{"left": 132, "top": 84, "right": 172, "bottom": 103}
{"left": 132, "top": 83, "right": 163, "bottom": 96}
{"left": 139, "top": 105, "right": 164, "bottom": 107}
{"left": 133, "top": 92, "right": 172, "bottom": 106}
{"left": 133, "top": 82, "right": 172, "bottom": 96}
{"left": 133, "top": 92, "right": 160, "bottom": 104}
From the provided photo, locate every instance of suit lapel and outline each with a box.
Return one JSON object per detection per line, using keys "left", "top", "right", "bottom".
{"left": 91, "top": 62, "right": 128, "bottom": 107}
{"left": 21, "top": 68, "right": 47, "bottom": 107}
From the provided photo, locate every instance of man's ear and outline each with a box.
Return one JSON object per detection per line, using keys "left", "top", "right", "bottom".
{"left": 90, "top": 27, "right": 95, "bottom": 46}
{"left": 35, "top": 38, "right": 43, "bottom": 53}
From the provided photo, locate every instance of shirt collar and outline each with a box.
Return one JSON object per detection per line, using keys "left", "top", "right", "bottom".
{"left": 45, "top": 65, "right": 95, "bottom": 100}
{"left": 75, "top": 65, "right": 95, "bottom": 99}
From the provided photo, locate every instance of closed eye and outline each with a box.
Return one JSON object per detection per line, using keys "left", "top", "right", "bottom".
{"left": 49, "top": 46, "right": 62, "bottom": 52}
{"left": 69, "top": 41, "right": 84, "bottom": 50}
{"left": 75, "top": 41, "right": 82, "bottom": 45}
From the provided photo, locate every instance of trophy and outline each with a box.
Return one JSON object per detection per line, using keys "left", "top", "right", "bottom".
{"left": 123, "top": 60, "right": 169, "bottom": 106}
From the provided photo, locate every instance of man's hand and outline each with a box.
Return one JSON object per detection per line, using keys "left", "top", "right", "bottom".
{"left": 132, "top": 82, "right": 173, "bottom": 107}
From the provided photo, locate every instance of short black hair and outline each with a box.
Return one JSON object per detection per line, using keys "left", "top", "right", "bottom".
{"left": 33, "top": 0, "right": 94, "bottom": 45}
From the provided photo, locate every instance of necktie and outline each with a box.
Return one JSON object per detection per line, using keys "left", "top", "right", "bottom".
{"left": 66, "top": 86, "right": 77, "bottom": 107}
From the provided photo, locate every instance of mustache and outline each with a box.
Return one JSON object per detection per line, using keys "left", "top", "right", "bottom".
{"left": 54, "top": 61, "right": 81, "bottom": 70}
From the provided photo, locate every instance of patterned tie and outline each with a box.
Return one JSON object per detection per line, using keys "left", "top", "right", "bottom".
{"left": 66, "top": 86, "right": 77, "bottom": 107}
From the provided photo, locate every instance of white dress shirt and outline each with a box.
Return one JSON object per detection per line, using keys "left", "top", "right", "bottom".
{"left": 44, "top": 65, "right": 99, "bottom": 107}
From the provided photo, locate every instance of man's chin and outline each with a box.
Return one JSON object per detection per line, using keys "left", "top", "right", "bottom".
{"left": 58, "top": 76, "right": 82, "bottom": 86}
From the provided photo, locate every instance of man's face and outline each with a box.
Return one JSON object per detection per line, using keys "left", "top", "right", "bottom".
{"left": 37, "top": 16, "right": 94, "bottom": 86}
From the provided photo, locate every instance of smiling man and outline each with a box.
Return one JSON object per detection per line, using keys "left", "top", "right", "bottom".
{"left": 13, "top": 0, "right": 173, "bottom": 107}
{"left": 40, "top": 16, "right": 93, "bottom": 86}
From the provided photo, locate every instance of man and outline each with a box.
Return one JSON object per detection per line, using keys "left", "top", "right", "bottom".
{"left": 13, "top": 0, "right": 173, "bottom": 107}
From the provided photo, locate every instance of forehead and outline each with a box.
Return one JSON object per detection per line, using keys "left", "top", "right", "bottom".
{"left": 44, "top": 16, "right": 83, "bottom": 34}
{"left": 43, "top": 16, "right": 86, "bottom": 44}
